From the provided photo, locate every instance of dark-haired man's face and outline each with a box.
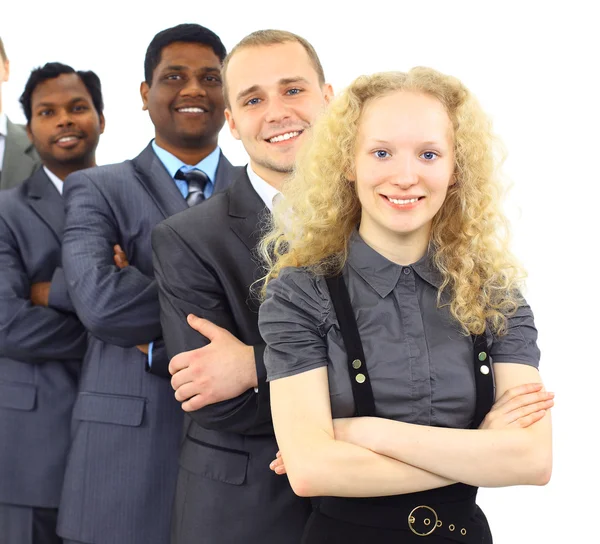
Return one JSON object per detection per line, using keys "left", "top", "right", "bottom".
{"left": 27, "top": 73, "right": 104, "bottom": 175}
{"left": 140, "top": 42, "right": 225, "bottom": 157}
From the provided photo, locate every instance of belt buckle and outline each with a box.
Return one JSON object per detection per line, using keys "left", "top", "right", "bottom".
{"left": 408, "top": 505, "right": 439, "bottom": 537}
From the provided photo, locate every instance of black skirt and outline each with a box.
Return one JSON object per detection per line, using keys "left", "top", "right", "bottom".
{"left": 302, "top": 484, "right": 493, "bottom": 544}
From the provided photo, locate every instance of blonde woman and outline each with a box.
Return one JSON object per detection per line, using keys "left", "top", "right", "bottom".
{"left": 257, "top": 68, "right": 553, "bottom": 543}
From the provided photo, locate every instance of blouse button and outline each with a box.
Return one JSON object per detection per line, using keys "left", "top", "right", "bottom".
{"left": 480, "top": 365, "right": 490, "bottom": 375}
{"left": 352, "top": 359, "right": 362, "bottom": 369}
{"left": 403, "top": 267, "right": 411, "bottom": 275}
{"left": 355, "top": 373, "right": 366, "bottom": 384}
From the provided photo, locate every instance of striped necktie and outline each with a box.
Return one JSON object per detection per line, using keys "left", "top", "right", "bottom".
{"left": 175, "top": 168, "right": 209, "bottom": 206}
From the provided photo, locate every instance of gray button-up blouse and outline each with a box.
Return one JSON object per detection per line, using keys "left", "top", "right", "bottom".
{"left": 258, "top": 234, "right": 540, "bottom": 430}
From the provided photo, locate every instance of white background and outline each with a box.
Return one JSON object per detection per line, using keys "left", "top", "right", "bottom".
{"left": 2, "top": 1, "right": 598, "bottom": 542}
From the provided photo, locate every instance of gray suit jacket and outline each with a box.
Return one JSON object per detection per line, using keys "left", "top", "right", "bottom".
{"left": 58, "top": 143, "right": 239, "bottom": 544}
{"left": 0, "top": 168, "right": 86, "bottom": 508}
{"left": 152, "top": 170, "right": 311, "bottom": 544}
{"left": 0, "top": 119, "right": 41, "bottom": 190}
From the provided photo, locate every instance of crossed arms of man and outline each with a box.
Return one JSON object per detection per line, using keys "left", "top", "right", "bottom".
{"left": 0, "top": 216, "right": 87, "bottom": 362}
{"left": 61, "top": 170, "right": 169, "bottom": 371}
{"left": 151, "top": 220, "right": 272, "bottom": 435}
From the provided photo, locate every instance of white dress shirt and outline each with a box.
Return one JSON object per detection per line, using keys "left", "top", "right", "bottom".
{"left": 246, "top": 164, "right": 281, "bottom": 211}
{"left": 43, "top": 166, "right": 63, "bottom": 195}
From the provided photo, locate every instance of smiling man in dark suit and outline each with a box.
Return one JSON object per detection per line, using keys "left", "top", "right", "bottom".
{"left": 0, "top": 61, "right": 104, "bottom": 544}
{"left": 152, "top": 30, "right": 333, "bottom": 544}
{"left": 0, "top": 37, "right": 40, "bottom": 190}
{"left": 58, "top": 24, "right": 239, "bottom": 544}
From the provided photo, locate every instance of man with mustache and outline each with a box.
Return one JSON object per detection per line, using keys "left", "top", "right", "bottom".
{"left": 58, "top": 24, "right": 239, "bottom": 544}
{"left": 152, "top": 30, "right": 333, "bottom": 544}
{"left": 0, "top": 62, "right": 103, "bottom": 544}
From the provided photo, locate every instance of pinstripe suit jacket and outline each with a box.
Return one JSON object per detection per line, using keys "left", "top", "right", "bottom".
{"left": 0, "top": 168, "right": 85, "bottom": 508}
{"left": 58, "top": 143, "right": 239, "bottom": 544}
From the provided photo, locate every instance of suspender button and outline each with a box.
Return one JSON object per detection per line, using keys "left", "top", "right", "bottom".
{"left": 478, "top": 351, "right": 487, "bottom": 361}
{"left": 355, "top": 373, "right": 366, "bottom": 384}
{"left": 480, "top": 365, "right": 490, "bottom": 375}
{"left": 352, "top": 359, "right": 362, "bottom": 369}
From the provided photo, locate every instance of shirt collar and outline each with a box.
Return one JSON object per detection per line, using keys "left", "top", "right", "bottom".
{"left": 0, "top": 113, "right": 7, "bottom": 137}
{"left": 151, "top": 140, "right": 221, "bottom": 183}
{"left": 43, "top": 166, "right": 63, "bottom": 195}
{"left": 347, "top": 231, "right": 443, "bottom": 298}
{"left": 246, "top": 164, "right": 281, "bottom": 211}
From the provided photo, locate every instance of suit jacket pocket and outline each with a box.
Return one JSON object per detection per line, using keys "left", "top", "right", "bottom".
{"left": 0, "top": 381, "right": 36, "bottom": 411}
{"left": 179, "top": 435, "right": 249, "bottom": 485}
{"left": 73, "top": 392, "right": 146, "bottom": 427}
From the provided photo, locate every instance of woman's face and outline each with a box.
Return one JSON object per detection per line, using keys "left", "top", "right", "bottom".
{"left": 353, "top": 90, "right": 455, "bottom": 252}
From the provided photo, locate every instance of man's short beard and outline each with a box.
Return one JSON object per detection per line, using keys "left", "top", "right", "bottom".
{"left": 254, "top": 157, "right": 294, "bottom": 175}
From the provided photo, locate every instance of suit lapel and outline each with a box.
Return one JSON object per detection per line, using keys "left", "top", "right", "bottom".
{"left": 130, "top": 143, "right": 188, "bottom": 219}
{"left": 228, "top": 169, "right": 270, "bottom": 254}
{"left": 26, "top": 168, "right": 64, "bottom": 243}
{"left": 3, "top": 120, "right": 38, "bottom": 186}
{"left": 214, "top": 153, "right": 238, "bottom": 194}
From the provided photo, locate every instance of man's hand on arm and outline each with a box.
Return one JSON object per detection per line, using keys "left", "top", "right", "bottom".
{"left": 30, "top": 282, "right": 51, "bottom": 307}
{"left": 113, "top": 244, "right": 129, "bottom": 268}
{"left": 169, "top": 314, "right": 257, "bottom": 412}
{"left": 112, "top": 244, "right": 148, "bottom": 355}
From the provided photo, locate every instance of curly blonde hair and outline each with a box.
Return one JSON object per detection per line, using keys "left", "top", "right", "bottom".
{"left": 261, "top": 68, "right": 526, "bottom": 336}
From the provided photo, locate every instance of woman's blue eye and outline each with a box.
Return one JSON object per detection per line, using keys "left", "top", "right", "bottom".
{"left": 421, "top": 151, "right": 438, "bottom": 160}
{"left": 375, "top": 150, "right": 390, "bottom": 159}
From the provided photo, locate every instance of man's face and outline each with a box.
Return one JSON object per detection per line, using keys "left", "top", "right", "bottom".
{"left": 224, "top": 42, "right": 333, "bottom": 184}
{"left": 27, "top": 73, "right": 104, "bottom": 169}
{"left": 141, "top": 41, "right": 225, "bottom": 154}
{"left": 0, "top": 57, "right": 9, "bottom": 91}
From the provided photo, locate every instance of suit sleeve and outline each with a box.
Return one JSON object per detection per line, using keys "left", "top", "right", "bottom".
{"left": 0, "top": 216, "right": 87, "bottom": 362}
{"left": 145, "top": 338, "right": 170, "bottom": 378}
{"left": 152, "top": 220, "right": 272, "bottom": 435}
{"left": 48, "top": 267, "right": 75, "bottom": 313}
{"left": 62, "top": 170, "right": 162, "bottom": 347}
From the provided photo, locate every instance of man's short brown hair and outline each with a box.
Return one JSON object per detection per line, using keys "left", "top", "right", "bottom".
{"left": 222, "top": 29, "right": 325, "bottom": 109}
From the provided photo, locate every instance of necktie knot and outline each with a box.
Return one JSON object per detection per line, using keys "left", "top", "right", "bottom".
{"left": 175, "top": 168, "right": 209, "bottom": 206}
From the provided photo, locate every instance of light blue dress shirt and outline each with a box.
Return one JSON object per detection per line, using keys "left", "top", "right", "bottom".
{"left": 148, "top": 141, "right": 221, "bottom": 366}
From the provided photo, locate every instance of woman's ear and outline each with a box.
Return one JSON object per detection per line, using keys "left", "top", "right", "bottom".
{"left": 345, "top": 163, "right": 356, "bottom": 182}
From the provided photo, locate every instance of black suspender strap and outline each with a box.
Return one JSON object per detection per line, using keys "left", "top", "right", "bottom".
{"left": 326, "top": 275, "right": 377, "bottom": 417}
{"left": 470, "top": 333, "right": 495, "bottom": 429}
{"left": 326, "top": 274, "right": 495, "bottom": 424}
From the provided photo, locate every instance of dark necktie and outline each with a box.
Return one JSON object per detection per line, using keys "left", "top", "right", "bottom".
{"left": 175, "top": 168, "right": 209, "bottom": 206}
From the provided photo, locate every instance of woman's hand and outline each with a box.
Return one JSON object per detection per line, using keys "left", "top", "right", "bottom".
{"left": 479, "top": 382, "right": 554, "bottom": 430}
{"left": 269, "top": 450, "right": 286, "bottom": 475}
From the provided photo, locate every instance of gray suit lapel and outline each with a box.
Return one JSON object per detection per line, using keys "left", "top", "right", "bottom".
{"left": 129, "top": 143, "right": 188, "bottom": 219}
{"left": 214, "top": 153, "right": 238, "bottom": 194}
{"left": 228, "top": 170, "right": 269, "bottom": 254}
{"left": 2, "top": 120, "right": 39, "bottom": 188}
{"left": 26, "top": 168, "right": 64, "bottom": 243}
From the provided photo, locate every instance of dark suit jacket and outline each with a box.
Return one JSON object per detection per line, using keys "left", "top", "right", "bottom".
{"left": 58, "top": 143, "right": 238, "bottom": 544}
{"left": 0, "top": 168, "right": 86, "bottom": 508}
{"left": 0, "top": 119, "right": 41, "bottom": 190}
{"left": 152, "top": 170, "right": 311, "bottom": 544}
